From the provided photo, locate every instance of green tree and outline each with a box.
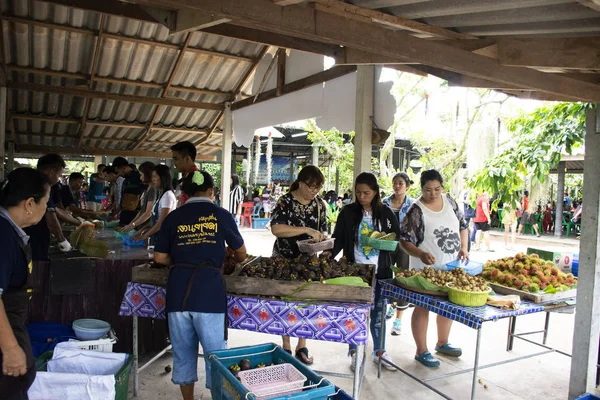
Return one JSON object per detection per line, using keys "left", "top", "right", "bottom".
{"left": 469, "top": 102, "right": 590, "bottom": 209}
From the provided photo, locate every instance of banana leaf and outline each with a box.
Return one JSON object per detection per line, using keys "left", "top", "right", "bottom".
{"left": 323, "top": 277, "right": 369, "bottom": 287}
{"left": 395, "top": 275, "right": 447, "bottom": 293}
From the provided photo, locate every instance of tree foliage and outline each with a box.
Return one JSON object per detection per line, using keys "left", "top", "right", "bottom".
{"left": 468, "top": 102, "right": 590, "bottom": 208}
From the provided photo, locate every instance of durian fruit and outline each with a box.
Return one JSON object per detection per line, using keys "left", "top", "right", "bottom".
{"left": 80, "top": 239, "right": 110, "bottom": 259}
{"left": 70, "top": 225, "right": 95, "bottom": 248}
{"left": 93, "top": 220, "right": 105, "bottom": 230}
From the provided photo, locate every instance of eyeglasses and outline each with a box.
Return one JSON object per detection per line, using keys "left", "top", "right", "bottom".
{"left": 303, "top": 182, "right": 323, "bottom": 191}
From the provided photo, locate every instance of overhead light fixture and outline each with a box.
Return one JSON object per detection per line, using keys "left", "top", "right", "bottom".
{"left": 296, "top": 155, "right": 307, "bottom": 159}
{"left": 291, "top": 132, "right": 309, "bottom": 138}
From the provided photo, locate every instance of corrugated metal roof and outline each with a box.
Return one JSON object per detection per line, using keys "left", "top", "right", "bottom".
{"left": 1, "top": 0, "right": 265, "bottom": 158}
{"left": 349, "top": 0, "right": 600, "bottom": 38}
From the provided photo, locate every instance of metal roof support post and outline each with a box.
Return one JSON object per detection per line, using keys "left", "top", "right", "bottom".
{"left": 6, "top": 141, "right": 14, "bottom": 174}
{"left": 554, "top": 161, "right": 565, "bottom": 237}
{"left": 220, "top": 102, "right": 233, "bottom": 212}
{"left": 569, "top": 106, "right": 600, "bottom": 398}
{"left": 353, "top": 65, "right": 374, "bottom": 182}
{"left": 312, "top": 144, "right": 319, "bottom": 167}
{"left": 0, "top": 86, "right": 6, "bottom": 180}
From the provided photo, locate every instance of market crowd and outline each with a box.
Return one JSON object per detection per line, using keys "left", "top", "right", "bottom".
{"left": 1, "top": 139, "right": 473, "bottom": 400}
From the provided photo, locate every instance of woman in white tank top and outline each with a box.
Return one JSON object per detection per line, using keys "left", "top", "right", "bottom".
{"left": 399, "top": 170, "right": 469, "bottom": 368}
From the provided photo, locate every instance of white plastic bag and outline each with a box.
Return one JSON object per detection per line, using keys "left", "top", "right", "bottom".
{"left": 49, "top": 347, "right": 127, "bottom": 376}
{"left": 28, "top": 371, "right": 116, "bottom": 400}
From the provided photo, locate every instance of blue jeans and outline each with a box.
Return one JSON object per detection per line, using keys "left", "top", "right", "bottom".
{"left": 470, "top": 223, "right": 478, "bottom": 243}
{"left": 168, "top": 311, "right": 227, "bottom": 388}
{"left": 349, "top": 280, "right": 386, "bottom": 355}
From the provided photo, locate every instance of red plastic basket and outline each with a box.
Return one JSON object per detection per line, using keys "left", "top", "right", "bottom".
{"left": 238, "top": 363, "right": 306, "bottom": 400}
{"left": 297, "top": 238, "right": 335, "bottom": 255}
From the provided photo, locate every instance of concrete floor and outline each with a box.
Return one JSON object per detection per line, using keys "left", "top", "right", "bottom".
{"left": 129, "top": 228, "right": 594, "bottom": 400}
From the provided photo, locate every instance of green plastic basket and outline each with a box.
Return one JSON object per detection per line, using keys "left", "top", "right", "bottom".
{"left": 360, "top": 236, "right": 399, "bottom": 252}
{"left": 446, "top": 283, "right": 491, "bottom": 307}
{"left": 35, "top": 350, "right": 132, "bottom": 400}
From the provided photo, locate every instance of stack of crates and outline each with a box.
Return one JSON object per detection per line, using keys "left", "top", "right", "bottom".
{"left": 208, "top": 343, "right": 335, "bottom": 400}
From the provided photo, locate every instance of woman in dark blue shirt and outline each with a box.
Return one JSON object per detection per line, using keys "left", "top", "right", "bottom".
{"left": 0, "top": 168, "right": 51, "bottom": 399}
{"left": 154, "top": 171, "right": 246, "bottom": 400}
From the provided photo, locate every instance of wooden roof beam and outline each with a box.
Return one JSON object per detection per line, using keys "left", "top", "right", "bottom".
{"left": 131, "top": 32, "right": 193, "bottom": 150}
{"left": 232, "top": 64, "right": 357, "bottom": 110}
{"left": 201, "top": 24, "right": 342, "bottom": 58}
{"left": 154, "top": 0, "right": 600, "bottom": 101}
{"left": 497, "top": 37, "right": 600, "bottom": 69}
{"left": 11, "top": 113, "right": 212, "bottom": 134}
{"left": 7, "top": 81, "right": 224, "bottom": 111}
{"left": 6, "top": 64, "right": 233, "bottom": 97}
{"left": 3, "top": 15, "right": 253, "bottom": 63}
{"left": 14, "top": 132, "right": 221, "bottom": 148}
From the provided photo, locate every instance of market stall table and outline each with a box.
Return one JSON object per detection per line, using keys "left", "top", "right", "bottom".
{"left": 30, "top": 229, "right": 168, "bottom": 354}
{"left": 119, "top": 282, "right": 371, "bottom": 399}
{"left": 378, "top": 279, "right": 552, "bottom": 400}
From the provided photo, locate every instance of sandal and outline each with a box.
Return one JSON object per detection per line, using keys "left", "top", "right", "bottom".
{"left": 415, "top": 351, "right": 440, "bottom": 368}
{"left": 295, "top": 347, "right": 314, "bottom": 365}
{"left": 435, "top": 343, "right": 463, "bottom": 357}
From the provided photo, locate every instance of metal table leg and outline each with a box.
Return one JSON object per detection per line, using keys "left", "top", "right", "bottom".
{"left": 353, "top": 345, "right": 364, "bottom": 400}
{"left": 377, "top": 309, "right": 385, "bottom": 379}
{"left": 542, "top": 312, "right": 550, "bottom": 345}
{"left": 133, "top": 315, "right": 139, "bottom": 397}
{"left": 507, "top": 316, "right": 516, "bottom": 351}
{"left": 471, "top": 328, "right": 482, "bottom": 400}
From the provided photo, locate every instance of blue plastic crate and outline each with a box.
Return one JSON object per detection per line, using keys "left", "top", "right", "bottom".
{"left": 446, "top": 259, "right": 483, "bottom": 276}
{"left": 573, "top": 394, "right": 600, "bottom": 400}
{"left": 95, "top": 195, "right": 107, "bottom": 201}
{"left": 328, "top": 388, "right": 353, "bottom": 399}
{"left": 208, "top": 343, "right": 335, "bottom": 400}
{"left": 252, "top": 218, "right": 270, "bottom": 229}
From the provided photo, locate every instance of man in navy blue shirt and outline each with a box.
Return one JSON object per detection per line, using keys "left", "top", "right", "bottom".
{"left": 154, "top": 170, "right": 246, "bottom": 400}
{"left": 112, "top": 157, "right": 144, "bottom": 226}
{"left": 59, "top": 172, "right": 103, "bottom": 220}
{"left": 24, "top": 155, "right": 83, "bottom": 261}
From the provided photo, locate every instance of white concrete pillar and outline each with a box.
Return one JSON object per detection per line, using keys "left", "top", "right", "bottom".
{"left": 555, "top": 160, "right": 565, "bottom": 237}
{"left": 0, "top": 87, "right": 6, "bottom": 180}
{"left": 220, "top": 102, "right": 233, "bottom": 211}
{"left": 569, "top": 106, "right": 600, "bottom": 398}
{"left": 312, "top": 145, "right": 319, "bottom": 167}
{"left": 94, "top": 155, "right": 103, "bottom": 170}
{"left": 353, "top": 65, "right": 374, "bottom": 182}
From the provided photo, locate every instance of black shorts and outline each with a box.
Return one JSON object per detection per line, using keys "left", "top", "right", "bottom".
{"left": 475, "top": 222, "right": 490, "bottom": 231}
{"left": 521, "top": 212, "right": 536, "bottom": 225}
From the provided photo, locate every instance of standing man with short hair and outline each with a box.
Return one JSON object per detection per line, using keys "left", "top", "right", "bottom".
{"left": 473, "top": 192, "right": 493, "bottom": 252}
{"left": 24, "top": 154, "right": 81, "bottom": 260}
{"left": 112, "top": 157, "right": 144, "bottom": 227}
{"left": 171, "top": 141, "right": 199, "bottom": 207}
{"left": 60, "top": 172, "right": 104, "bottom": 220}
{"left": 86, "top": 164, "right": 106, "bottom": 212}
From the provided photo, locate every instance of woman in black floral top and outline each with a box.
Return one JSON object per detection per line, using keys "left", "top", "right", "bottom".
{"left": 271, "top": 165, "right": 327, "bottom": 364}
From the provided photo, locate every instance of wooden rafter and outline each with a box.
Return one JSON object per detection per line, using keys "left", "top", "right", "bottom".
{"left": 276, "top": 48, "right": 286, "bottom": 97}
{"left": 14, "top": 144, "right": 218, "bottom": 160}
{"left": 131, "top": 32, "right": 193, "bottom": 150}
{"left": 13, "top": 132, "right": 222, "bottom": 148}
{"left": 307, "top": 0, "right": 475, "bottom": 40}
{"left": 11, "top": 113, "right": 218, "bottom": 135}
{"left": 199, "top": 45, "right": 271, "bottom": 144}
{"left": 232, "top": 65, "right": 357, "bottom": 110}
{"left": 2, "top": 15, "right": 253, "bottom": 63}
{"left": 7, "top": 82, "right": 224, "bottom": 110}
{"left": 78, "top": 14, "right": 105, "bottom": 147}
{"left": 6, "top": 65, "right": 232, "bottom": 97}
{"left": 152, "top": 0, "right": 600, "bottom": 101}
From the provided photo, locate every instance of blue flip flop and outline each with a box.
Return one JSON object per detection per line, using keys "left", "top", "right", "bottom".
{"left": 435, "top": 343, "right": 463, "bottom": 357}
{"left": 415, "top": 351, "right": 440, "bottom": 368}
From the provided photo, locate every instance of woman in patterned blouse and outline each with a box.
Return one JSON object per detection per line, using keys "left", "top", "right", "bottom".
{"left": 270, "top": 165, "right": 327, "bottom": 365}
{"left": 399, "top": 169, "right": 469, "bottom": 368}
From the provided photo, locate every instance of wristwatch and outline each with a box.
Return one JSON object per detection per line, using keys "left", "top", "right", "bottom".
{"left": 132, "top": 222, "right": 136, "bottom": 228}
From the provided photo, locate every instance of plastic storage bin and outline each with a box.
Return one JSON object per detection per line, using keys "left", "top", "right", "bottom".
{"left": 252, "top": 218, "right": 270, "bottom": 229}
{"left": 328, "top": 388, "right": 354, "bottom": 400}
{"left": 122, "top": 236, "right": 146, "bottom": 247}
{"left": 573, "top": 395, "right": 600, "bottom": 400}
{"left": 446, "top": 259, "right": 484, "bottom": 276}
{"left": 35, "top": 351, "right": 133, "bottom": 400}
{"left": 208, "top": 343, "right": 334, "bottom": 400}
{"left": 297, "top": 238, "right": 335, "bottom": 255}
{"left": 238, "top": 363, "right": 306, "bottom": 400}
{"left": 572, "top": 253, "right": 579, "bottom": 277}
